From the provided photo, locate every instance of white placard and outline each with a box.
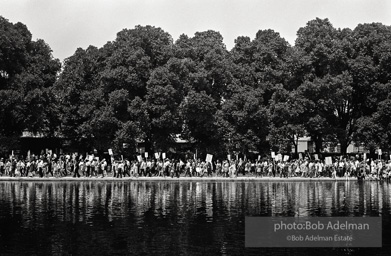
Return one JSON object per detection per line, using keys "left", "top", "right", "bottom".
{"left": 378, "top": 149, "right": 382, "bottom": 155}
{"left": 206, "top": 154, "right": 213, "bottom": 163}
{"left": 155, "top": 153, "right": 159, "bottom": 159}
{"left": 276, "top": 154, "right": 282, "bottom": 161}
{"left": 162, "top": 152, "right": 166, "bottom": 159}
{"left": 227, "top": 154, "right": 231, "bottom": 161}
{"left": 325, "top": 157, "right": 333, "bottom": 165}
{"left": 145, "top": 152, "right": 148, "bottom": 158}
{"left": 283, "top": 155, "right": 289, "bottom": 162}
{"left": 108, "top": 149, "right": 113, "bottom": 156}
{"left": 271, "top": 152, "right": 275, "bottom": 158}
{"left": 258, "top": 155, "right": 261, "bottom": 161}
{"left": 137, "top": 155, "right": 142, "bottom": 162}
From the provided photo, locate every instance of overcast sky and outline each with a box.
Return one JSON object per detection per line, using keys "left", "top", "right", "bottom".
{"left": 2, "top": 0, "right": 390, "bottom": 62}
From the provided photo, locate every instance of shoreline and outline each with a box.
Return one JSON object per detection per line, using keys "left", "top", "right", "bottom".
{"left": 0, "top": 176, "right": 381, "bottom": 182}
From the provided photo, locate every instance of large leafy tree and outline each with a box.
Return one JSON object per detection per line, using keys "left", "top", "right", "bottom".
{"left": 0, "top": 16, "right": 60, "bottom": 154}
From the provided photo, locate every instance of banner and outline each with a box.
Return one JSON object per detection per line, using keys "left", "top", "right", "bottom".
{"left": 137, "top": 155, "right": 142, "bottom": 162}
{"left": 206, "top": 154, "right": 213, "bottom": 163}
{"left": 271, "top": 152, "right": 275, "bottom": 159}
{"left": 162, "top": 152, "right": 166, "bottom": 159}
{"left": 108, "top": 149, "right": 113, "bottom": 156}
{"left": 283, "top": 155, "right": 289, "bottom": 162}
{"left": 145, "top": 152, "right": 148, "bottom": 158}
{"left": 325, "top": 157, "right": 333, "bottom": 165}
{"left": 227, "top": 154, "right": 231, "bottom": 161}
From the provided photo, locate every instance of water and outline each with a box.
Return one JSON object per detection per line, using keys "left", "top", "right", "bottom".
{"left": 0, "top": 181, "right": 390, "bottom": 255}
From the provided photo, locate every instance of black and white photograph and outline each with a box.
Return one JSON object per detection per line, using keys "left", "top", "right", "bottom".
{"left": 0, "top": 0, "right": 391, "bottom": 255}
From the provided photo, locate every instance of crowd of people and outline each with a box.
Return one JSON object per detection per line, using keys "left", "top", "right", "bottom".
{"left": 1, "top": 153, "right": 391, "bottom": 181}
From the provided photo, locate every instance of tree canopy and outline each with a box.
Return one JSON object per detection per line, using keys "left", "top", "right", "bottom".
{"left": 2, "top": 15, "right": 391, "bottom": 156}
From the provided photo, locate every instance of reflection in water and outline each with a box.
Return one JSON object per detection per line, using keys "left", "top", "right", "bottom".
{"left": 0, "top": 181, "right": 390, "bottom": 255}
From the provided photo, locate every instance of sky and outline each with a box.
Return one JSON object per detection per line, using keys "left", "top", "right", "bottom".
{"left": 2, "top": 0, "right": 391, "bottom": 63}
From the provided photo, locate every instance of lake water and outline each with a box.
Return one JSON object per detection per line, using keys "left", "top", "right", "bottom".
{"left": 0, "top": 181, "right": 390, "bottom": 255}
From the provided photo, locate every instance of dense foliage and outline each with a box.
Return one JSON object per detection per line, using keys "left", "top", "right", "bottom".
{"left": 1, "top": 16, "right": 391, "bottom": 156}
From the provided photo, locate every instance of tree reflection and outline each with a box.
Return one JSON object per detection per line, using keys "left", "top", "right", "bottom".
{"left": 0, "top": 181, "right": 390, "bottom": 255}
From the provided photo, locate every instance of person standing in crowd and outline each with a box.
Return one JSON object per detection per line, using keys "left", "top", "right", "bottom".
{"left": 131, "top": 160, "right": 139, "bottom": 177}
{"left": 73, "top": 157, "right": 80, "bottom": 178}
{"left": 140, "top": 158, "right": 147, "bottom": 177}
{"left": 0, "top": 158, "right": 4, "bottom": 176}
{"left": 154, "top": 159, "right": 161, "bottom": 177}
{"left": 206, "top": 161, "right": 213, "bottom": 177}
{"left": 123, "top": 159, "right": 130, "bottom": 177}
{"left": 184, "top": 160, "right": 192, "bottom": 177}
{"left": 116, "top": 160, "right": 124, "bottom": 178}
{"left": 215, "top": 160, "right": 222, "bottom": 177}
{"left": 174, "top": 160, "right": 181, "bottom": 178}
{"left": 145, "top": 158, "right": 152, "bottom": 177}
{"left": 229, "top": 161, "right": 236, "bottom": 178}
{"left": 170, "top": 159, "right": 176, "bottom": 178}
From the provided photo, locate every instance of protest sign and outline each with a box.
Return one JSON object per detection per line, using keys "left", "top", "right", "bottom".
{"left": 162, "top": 153, "right": 166, "bottom": 159}
{"left": 271, "top": 152, "right": 275, "bottom": 159}
{"left": 206, "top": 154, "right": 213, "bottom": 163}
{"left": 155, "top": 153, "right": 160, "bottom": 159}
{"left": 283, "top": 155, "right": 289, "bottom": 162}
{"left": 227, "top": 154, "right": 231, "bottom": 161}
{"left": 145, "top": 152, "right": 148, "bottom": 158}
{"left": 258, "top": 155, "right": 261, "bottom": 161}
{"left": 88, "top": 155, "right": 93, "bottom": 161}
{"left": 276, "top": 154, "right": 282, "bottom": 161}
{"left": 325, "top": 157, "right": 333, "bottom": 165}
{"left": 378, "top": 149, "right": 382, "bottom": 155}
{"left": 137, "top": 155, "right": 142, "bottom": 162}
{"left": 108, "top": 149, "right": 113, "bottom": 156}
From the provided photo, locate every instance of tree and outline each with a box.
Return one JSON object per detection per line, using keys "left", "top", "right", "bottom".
{"left": 268, "top": 86, "right": 305, "bottom": 154}
{"left": 219, "top": 84, "right": 269, "bottom": 155}
{"left": 0, "top": 16, "right": 60, "bottom": 155}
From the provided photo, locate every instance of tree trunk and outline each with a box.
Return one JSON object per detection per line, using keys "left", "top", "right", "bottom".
{"left": 340, "top": 140, "right": 348, "bottom": 155}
